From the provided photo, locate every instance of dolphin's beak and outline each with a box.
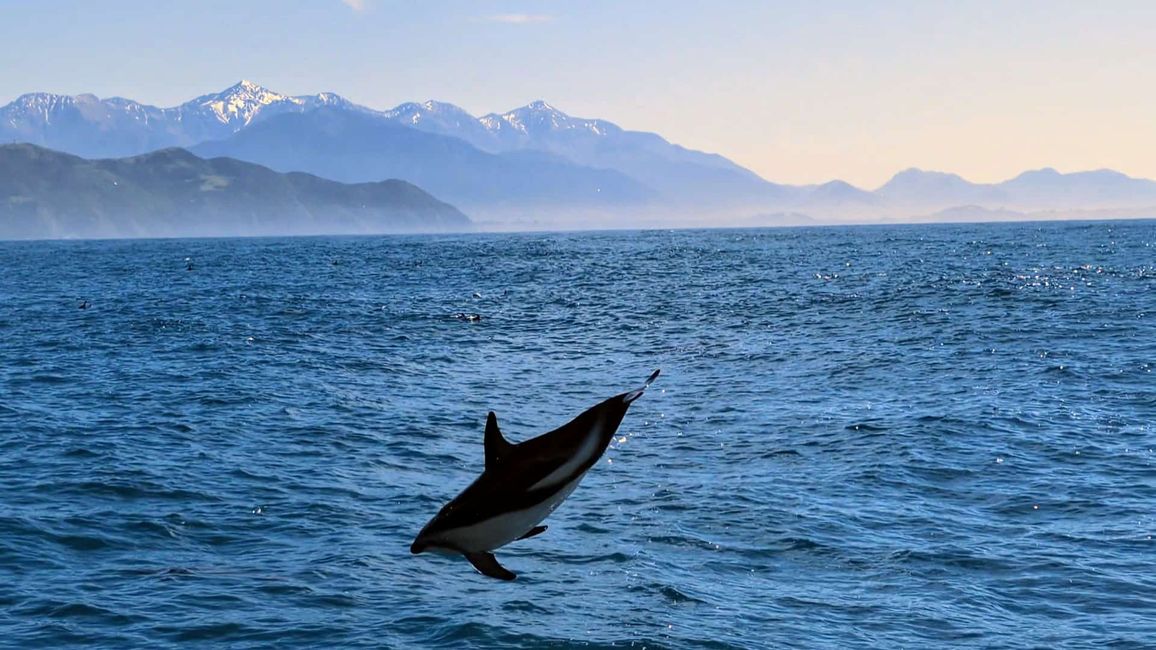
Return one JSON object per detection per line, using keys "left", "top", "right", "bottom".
{"left": 622, "top": 368, "right": 661, "bottom": 403}
{"left": 410, "top": 538, "right": 426, "bottom": 554}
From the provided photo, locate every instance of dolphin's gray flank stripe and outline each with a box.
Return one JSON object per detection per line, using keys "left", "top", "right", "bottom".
{"left": 528, "top": 420, "right": 604, "bottom": 491}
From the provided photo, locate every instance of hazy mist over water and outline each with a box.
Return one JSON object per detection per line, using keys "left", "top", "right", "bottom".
{"left": 1, "top": 220, "right": 1154, "bottom": 648}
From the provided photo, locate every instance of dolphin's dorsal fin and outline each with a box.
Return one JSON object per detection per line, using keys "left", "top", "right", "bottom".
{"left": 485, "top": 411, "right": 513, "bottom": 470}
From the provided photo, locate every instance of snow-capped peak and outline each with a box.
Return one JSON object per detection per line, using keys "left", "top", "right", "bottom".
{"left": 420, "top": 100, "right": 462, "bottom": 113}
{"left": 500, "top": 100, "right": 568, "bottom": 131}
{"left": 478, "top": 114, "right": 503, "bottom": 130}
{"left": 187, "top": 80, "right": 301, "bottom": 126}
{"left": 382, "top": 100, "right": 477, "bottom": 128}
{"left": 301, "top": 92, "right": 356, "bottom": 110}
{"left": 479, "top": 100, "right": 617, "bottom": 138}
{"left": 7, "top": 92, "right": 72, "bottom": 108}
{"left": 213, "top": 80, "right": 280, "bottom": 101}
{"left": 2, "top": 93, "right": 84, "bottom": 127}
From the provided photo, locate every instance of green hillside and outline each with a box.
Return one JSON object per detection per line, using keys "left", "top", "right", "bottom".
{"left": 0, "top": 144, "right": 470, "bottom": 239}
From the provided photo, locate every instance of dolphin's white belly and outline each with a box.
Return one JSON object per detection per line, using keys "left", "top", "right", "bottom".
{"left": 437, "top": 474, "right": 586, "bottom": 553}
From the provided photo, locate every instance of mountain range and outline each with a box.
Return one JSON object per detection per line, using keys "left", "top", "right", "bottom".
{"left": 3, "top": 80, "right": 1156, "bottom": 234}
{"left": 0, "top": 143, "right": 467, "bottom": 239}
{"left": 0, "top": 81, "right": 357, "bottom": 158}
{"left": 191, "top": 108, "right": 651, "bottom": 208}
{"left": 1, "top": 81, "right": 769, "bottom": 215}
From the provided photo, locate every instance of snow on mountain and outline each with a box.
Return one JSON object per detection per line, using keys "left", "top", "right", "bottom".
{"left": 182, "top": 79, "right": 298, "bottom": 127}
{"left": 17, "top": 80, "right": 1156, "bottom": 219}
{"left": 370, "top": 97, "right": 781, "bottom": 203}
{"left": 190, "top": 107, "right": 653, "bottom": 209}
{"left": 470, "top": 100, "right": 781, "bottom": 202}
{"left": 385, "top": 100, "right": 473, "bottom": 127}
{"left": 0, "top": 81, "right": 363, "bottom": 157}
{"left": 2, "top": 82, "right": 772, "bottom": 205}
{"left": 3, "top": 91, "right": 163, "bottom": 129}
{"left": 4, "top": 92, "right": 77, "bottom": 122}
{"left": 480, "top": 100, "right": 620, "bottom": 141}
{"left": 378, "top": 99, "right": 625, "bottom": 154}
{"left": 381, "top": 100, "right": 497, "bottom": 148}
{"left": 307, "top": 92, "right": 360, "bottom": 110}
{"left": 1, "top": 91, "right": 172, "bottom": 157}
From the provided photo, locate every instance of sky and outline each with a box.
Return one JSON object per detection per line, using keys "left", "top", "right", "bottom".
{"left": 2, "top": 0, "right": 1154, "bottom": 188}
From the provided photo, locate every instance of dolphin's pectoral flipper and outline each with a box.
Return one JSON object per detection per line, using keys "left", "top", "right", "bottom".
{"left": 517, "top": 525, "right": 547, "bottom": 541}
{"left": 485, "top": 412, "right": 514, "bottom": 470}
{"left": 465, "top": 552, "right": 516, "bottom": 580}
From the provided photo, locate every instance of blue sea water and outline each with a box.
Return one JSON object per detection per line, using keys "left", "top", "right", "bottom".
{"left": 1, "top": 220, "right": 1154, "bottom": 649}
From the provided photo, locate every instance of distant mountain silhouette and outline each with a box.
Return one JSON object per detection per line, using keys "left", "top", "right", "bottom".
{"left": 0, "top": 143, "right": 468, "bottom": 239}
{"left": 4, "top": 80, "right": 1156, "bottom": 228}
{"left": 390, "top": 99, "right": 786, "bottom": 203}
{"left": 1, "top": 81, "right": 775, "bottom": 209}
{"left": 802, "top": 180, "right": 880, "bottom": 205}
{"left": 875, "top": 168, "right": 1007, "bottom": 206}
{"left": 872, "top": 167, "right": 1156, "bottom": 213}
{"left": 190, "top": 108, "right": 651, "bottom": 208}
{"left": 999, "top": 168, "right": 1156, "bottom": 209}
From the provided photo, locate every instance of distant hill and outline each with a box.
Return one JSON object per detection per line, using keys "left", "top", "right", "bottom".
{"left": 874, "top": 168, "right": 1008, "bottom": 207}
{"left": 998, "top": 167, "right": 1156, "bottom": 209}
{"left": 0, "top": 144, "right": 469, "bottom": 239}
{"left": 918, "top": 204, "right": 1027, "bottom": 223}
{"left": 871, "top": 167, "right": 1156, "bottom": 213}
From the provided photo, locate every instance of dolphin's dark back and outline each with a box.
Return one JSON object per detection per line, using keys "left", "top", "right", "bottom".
{"left": 511, "top": 393, "right": 632, "bottom": 467}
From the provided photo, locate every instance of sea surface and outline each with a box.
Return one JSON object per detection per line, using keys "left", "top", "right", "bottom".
{"left": 1, "top": 220, "right": 1154, "bottom": 649}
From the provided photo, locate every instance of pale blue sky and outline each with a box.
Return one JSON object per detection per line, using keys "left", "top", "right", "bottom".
{"left": 2, "top": 1, "right": 1154, "bottom": 187}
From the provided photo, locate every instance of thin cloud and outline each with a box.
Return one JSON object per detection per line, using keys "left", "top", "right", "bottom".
{"left": 482, "top": 13, "right": 555, "bottom": 25}
{"left": 341, "top": 0, "right": 367, "bottom": 12}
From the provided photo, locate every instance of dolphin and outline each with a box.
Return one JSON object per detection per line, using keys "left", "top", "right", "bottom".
{"left": 410, "top": 369, "right": 660, "bottom": 580}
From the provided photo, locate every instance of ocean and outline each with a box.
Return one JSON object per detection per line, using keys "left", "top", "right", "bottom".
{"left": 1, "top": 220, "right": 1153, "bottom": 648}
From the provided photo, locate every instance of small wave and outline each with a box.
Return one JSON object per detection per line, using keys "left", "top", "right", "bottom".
{"left": 845, "top": 422, "right": 888, "bottom": 432}
{"left": 501, "top": 599, "right": 551, "bottom": 614}
{"left": 62, "top": 447, "right": 101, "bottom": 458}
{"left": 657, "top": 584, "right": 707, "bottom": 605}
{"left": 21, "top": 600, "right": 141, "bottom": 625}
{"left": 48, "top": 533, "right": 113, "bottom": 551}
{"left": 155, "top": 622, "right": 253, "bottom": 643}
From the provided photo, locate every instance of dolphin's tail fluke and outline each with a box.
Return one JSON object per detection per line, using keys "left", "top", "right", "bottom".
{"left": 623, "top": 369, "right": 661, "bottom": 404}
